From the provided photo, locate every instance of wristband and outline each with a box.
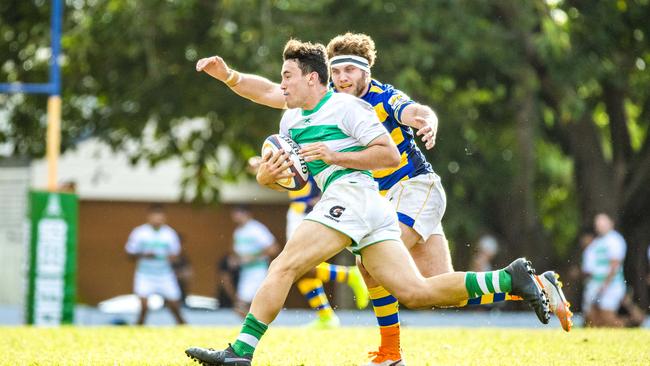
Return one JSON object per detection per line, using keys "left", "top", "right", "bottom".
{"left": 224, "top": 69, "right": 242, "bottom": 87}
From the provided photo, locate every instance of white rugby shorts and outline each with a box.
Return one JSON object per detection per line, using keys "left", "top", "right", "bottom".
{"left": 305, "top": 176, "right": 402, "bottom": 254}
{"left": 237, "top": 267, "right": 268, "bottom": 303}
{"left": 384, "top": 172, "right": 446, "bottom": 240}
{"left": 286, "top": 209, "right": 305, "bottom": 240}
{"left": 583, "top": 279, "right": 626, "bottom": 312}
{"left": 134, "top": 272, "right": 181, "bottom": 301}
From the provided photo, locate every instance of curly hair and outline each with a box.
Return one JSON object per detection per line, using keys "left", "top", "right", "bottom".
{"left": 282, "top": 39, "right": 329, "bottom": 85}
{"left": 326, "top": 32, "right": 377, "bottom": 68}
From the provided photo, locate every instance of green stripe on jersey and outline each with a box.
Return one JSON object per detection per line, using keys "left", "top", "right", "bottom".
{"left": 290, "top": 125, "right": 349, "bottom": 144}
{"left": 323, "top": 169, "right": 372, "bottom": 191}
{"left": 301, "top": 145, "right": 370, "bottom": 178}
{"left": 305, "top": 159, "right": 328, "bottom": 176}
{"left": 339, "top": 146, "right": 366, "bottom": 153}
{"left": 320, "top": 146, "right": 371, "bottom": 190}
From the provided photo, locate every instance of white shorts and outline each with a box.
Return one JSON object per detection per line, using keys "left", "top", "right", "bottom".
{"left": 305, "top": 175, "right": 402, "bottom": 255}
{"left": 286, "top": 209, "right": 305, "bottom": 240}
{"left": 384, "top": 172, "right": 446, "bottom": 240}
{"left": 237, "top": 267, "right": 268, "bottom": 303}
{"left": 583, "top": 279, "right": 626, "bottom": 312}
{"left": 134, "top": 272, "right": 181, "bottom": 301}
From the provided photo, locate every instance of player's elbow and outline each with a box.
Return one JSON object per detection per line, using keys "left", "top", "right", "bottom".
{"left": 385, "top": 146, "right": 401, "bottom": 167}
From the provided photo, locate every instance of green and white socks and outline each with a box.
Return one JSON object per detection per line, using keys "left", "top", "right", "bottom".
{"left": 231, "top": 313, "right": 268, "bottom": 358}
{"left": 465, "top": 269, "right": 512, "bottom": 298}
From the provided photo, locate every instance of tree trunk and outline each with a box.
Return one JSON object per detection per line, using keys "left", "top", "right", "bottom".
{"left": 564, "top": 115, "right": 617, "bottom": 226}
{"left": 496, "top": 67, "right": 551, "bottom": 268}
{"left": 620, "top": 179, "right": 650, "bottom": 310}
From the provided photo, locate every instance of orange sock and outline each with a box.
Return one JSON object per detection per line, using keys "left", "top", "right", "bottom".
{"left": 379, "top": 325, "right": 401, "bottom": 355}
{"left": 369, "top": 286, "right": 401, "bottom": 358}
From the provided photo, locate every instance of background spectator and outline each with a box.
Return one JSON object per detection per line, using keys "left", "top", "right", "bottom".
{"left": 125, "top": 204, "right": 186, "bottom": 325}
{"left": 470, "top": 234, "right": 499, "bottom": 273}
{"left": 581, "top": 213, "right": 629, "bottom": 327}
{"left": 230, "top": 205, "right": 280, "bottom": 317}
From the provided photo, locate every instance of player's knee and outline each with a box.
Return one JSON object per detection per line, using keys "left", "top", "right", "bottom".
{"left": 391, "top": 285, "right": 428, "bottom": 309}
{"left": 397, "top": 294, "right": 421, "bottom": 309}
{"left": 268, "top": 254, "right": 302, "bottom": 282}
{"left": 357, "top": 262, "right": 376, "bottom": 286}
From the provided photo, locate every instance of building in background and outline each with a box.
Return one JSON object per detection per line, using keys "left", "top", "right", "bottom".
{"left": 0, "top": 158, "right": 30, "bottom": 305}
{"left": 0, "top": 137, "right": 299, "bottom": 308}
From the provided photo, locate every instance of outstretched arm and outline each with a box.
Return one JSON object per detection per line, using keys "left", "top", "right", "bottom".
{"left": 400, "top": 103, "right": 438, "bottom": 150}
{"left": 196, "top": 55, "right": 286, "bottom": 109}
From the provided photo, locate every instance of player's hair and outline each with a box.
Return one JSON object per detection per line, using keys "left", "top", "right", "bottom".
{"left": 326, "top": 32, "right": 377, "bottom": 68}
{"left": 282, "top": 39, "right": 329, "bottom": 85}
{"left": 148, "top": 203, "right": 165, "bottom": 212}
{"left": 232, "top": 204, "right": 252, "bottom": 213}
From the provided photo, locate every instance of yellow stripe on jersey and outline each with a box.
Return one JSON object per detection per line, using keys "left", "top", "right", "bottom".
{"left": 373, "top": 151, "right": 408, "bottom": 179}
{"left": 369, "top": 85, "right": 383, "bottom": 93}
{"left": 373, "top": 103, "right": 388, "bottom": 123}
{"left": 288, "top": 181, "right": 313, "bottom": 199}
{"left": 379, "top": 176, "right": 409, "bottom": 196}
{"left": 389, "top": 126, "right": 404, "bottom": 145}
{"left": 289, "top": 202, "right": 307, "bottom": 214}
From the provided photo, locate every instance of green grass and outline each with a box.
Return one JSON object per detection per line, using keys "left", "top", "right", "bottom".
{"left": 1, "top": 326, "right": 649, "bottom": 365}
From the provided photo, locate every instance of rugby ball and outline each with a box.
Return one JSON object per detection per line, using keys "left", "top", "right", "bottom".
{"left": 261, "top": 134, "right": 309, "bottom": 191}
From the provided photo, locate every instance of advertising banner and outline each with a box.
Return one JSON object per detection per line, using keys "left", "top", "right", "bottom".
{"left": 25, "top": 191, "right": 77, "bottom": 325}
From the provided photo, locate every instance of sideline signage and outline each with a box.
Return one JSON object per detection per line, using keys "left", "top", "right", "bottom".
{"left": 25, "top": 191, "right": 78, "bottom": 325}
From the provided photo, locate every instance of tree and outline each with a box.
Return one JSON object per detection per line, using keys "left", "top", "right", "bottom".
{"left": 2, "top": 0, "right": 649, "bottom": 302}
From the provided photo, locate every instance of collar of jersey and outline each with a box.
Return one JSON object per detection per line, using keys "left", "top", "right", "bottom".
{"left": 302, "top": 90, "right": 333, "bottom": 116}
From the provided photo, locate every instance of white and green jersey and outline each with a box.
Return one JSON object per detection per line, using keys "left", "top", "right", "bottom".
{"left": 125, "top": 224, "right": 180, "bottom": 277}
{"left": 582, "top": 230, "right": 627, "bottom": 283}
{"left": 233, "top": 219, "right": 275, "bottom": 271}
{"left": 279, "top": 91, "right": 389, "bottom": 192}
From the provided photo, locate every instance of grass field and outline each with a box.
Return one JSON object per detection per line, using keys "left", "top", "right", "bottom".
{"left": 1, "top": 326, "right": 649, "bottom": 365}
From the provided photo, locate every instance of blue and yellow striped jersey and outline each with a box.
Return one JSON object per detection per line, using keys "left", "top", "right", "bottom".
{"left": 288, "top": 175, "right": 321, "bottom": 214}
{"left": 333, "top": 79, "right": 433, "bottom": 193}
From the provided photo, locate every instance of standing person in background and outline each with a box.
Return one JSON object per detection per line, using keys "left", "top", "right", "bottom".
{"left": 466, "top": 234, "right": 520, "bottom": 309}
{"left": 231, "top": 205, "right": 280, "bottom": 317}
{"left": 125, "top": 204, "right": 186, "bottom": 325}
{"left": 469, "top": 234, "right": 499, "bottom": 272}
{"left": 582, "top": 213, "right": 628, "bottom": 327}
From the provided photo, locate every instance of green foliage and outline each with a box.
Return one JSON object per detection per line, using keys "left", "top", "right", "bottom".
{"left": 2, "top": 0, "right": 650, "bottom": 268}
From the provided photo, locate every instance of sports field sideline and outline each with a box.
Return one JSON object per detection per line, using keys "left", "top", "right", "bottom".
{"left": 0, "top": 306, "right": 585, "bottom": 328}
